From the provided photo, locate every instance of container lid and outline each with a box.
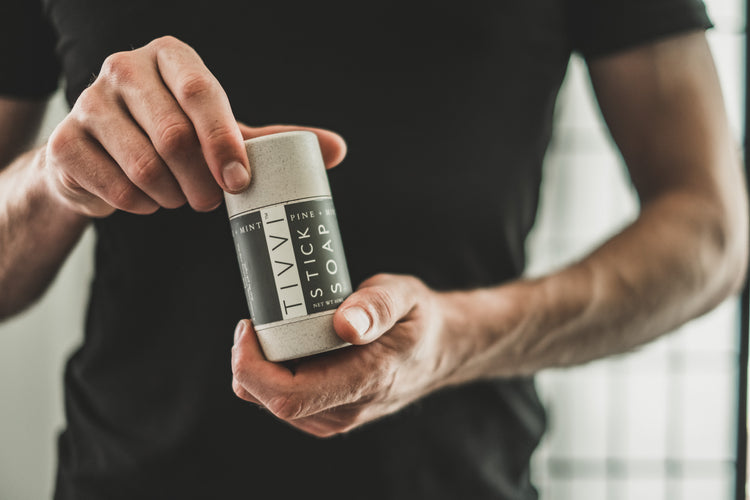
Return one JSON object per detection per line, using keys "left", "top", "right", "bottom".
{"left": 224, "top": 131, "right": 332, "bottom": 218}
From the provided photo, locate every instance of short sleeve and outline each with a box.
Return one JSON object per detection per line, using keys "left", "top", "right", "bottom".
{"left": 567, "top": 0, "right": 714, "bottom": 60}
{"left": 0, "top": 1, "right": 62, "bottom": 98}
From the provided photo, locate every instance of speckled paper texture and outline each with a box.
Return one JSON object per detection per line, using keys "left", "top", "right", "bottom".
{"left": 225, "top": 132, "right": 352, "bottom": 361}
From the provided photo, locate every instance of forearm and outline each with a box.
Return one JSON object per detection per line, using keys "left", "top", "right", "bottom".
{"left": 441, "top": 185, "right": 748, "bottom": 382}
{"left": 0, "top": 146, "right": 88, "bottom": 319}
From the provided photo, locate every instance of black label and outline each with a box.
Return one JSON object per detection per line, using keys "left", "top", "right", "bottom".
{"left": 230, "top": 197, "right": 352, "bottom": 327}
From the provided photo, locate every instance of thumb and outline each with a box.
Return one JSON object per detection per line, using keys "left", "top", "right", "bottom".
{"left": 333, "top": 274, "right": 420, "bottom": 345}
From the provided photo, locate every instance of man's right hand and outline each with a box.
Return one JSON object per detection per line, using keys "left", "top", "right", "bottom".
{"left": 44, "top": 35, "right": 253, "bottom": 217}
{"left": 0, "top": 36, "right": 346, "bottom": 317}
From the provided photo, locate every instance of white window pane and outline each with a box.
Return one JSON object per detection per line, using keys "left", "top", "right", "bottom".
{"left": 682, "top": 372, "right": 737, "bottom": 460}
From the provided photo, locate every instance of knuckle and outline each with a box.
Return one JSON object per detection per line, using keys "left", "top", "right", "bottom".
{"left": 231, "top": 378, "right": 243, "bottom": 397}
{"left": 231, "top": 378, "right": 250, "bottom": 401}
{"left": 47, "top": 124, "right": 85, "bottom": 165}
{"left": 175, "top": 72, "right": 215, "bottom": 103}
{"left": 367, "top": 287, "right": 397, "bottom": 324}
{"left": 147, "top": 35, "right": 192, "bottom": 52}
{"left": 204, "top": 122, "right": 237, "bottom": 144}
{"left": 72, "top": 86, "right": 103, "bottom": 122}
{"left": 129, "top": 149, "right": 164, "bottom": 186}
{"left": 108, "top": 181, "right": 141, "bottom": 210}
{"left": 268, "top": 394, "right": 304, "bottom": 421}
{"left": 150, "top": 35, "right": 182, "bottom": 50}
{"left": 230, "top": 347, "right": 248, "bottom": 377}
{"left": 57, "top": 170, "right": 83, "bottom": 194}
{"left": 47, "top": 126, "right": 72, "bottom": 161}
{"left": 155, "top": 118, "right": 195, "bottom": 156}
{"left": 100, "top": 51, "right": 137, "bottom": 85}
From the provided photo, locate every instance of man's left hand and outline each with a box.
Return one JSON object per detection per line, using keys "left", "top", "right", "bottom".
{"left": 230, "top": 273, "right": 455, "bottom": 437}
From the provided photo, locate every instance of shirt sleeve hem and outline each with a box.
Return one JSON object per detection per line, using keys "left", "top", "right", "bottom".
{"left": 575, "top": 3, "right": 713, "bottom": 61}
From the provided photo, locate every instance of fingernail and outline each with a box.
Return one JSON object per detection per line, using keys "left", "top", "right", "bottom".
{"left": 343, "top": 307, "right": 371, "bottom": 337}
{"left": 222, "top": 161, "right": 250, "bottom": 192}
{"left": 233, "top": 321, "right": 246, "bottom": 346}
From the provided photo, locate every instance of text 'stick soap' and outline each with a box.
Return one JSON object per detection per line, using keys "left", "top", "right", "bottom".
{"left": 225, "top": 131, "right": 352, "bottom": 361}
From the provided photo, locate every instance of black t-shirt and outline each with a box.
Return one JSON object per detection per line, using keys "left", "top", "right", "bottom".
{"left": 4, "top": 1, "right": 711, "bottom": 499}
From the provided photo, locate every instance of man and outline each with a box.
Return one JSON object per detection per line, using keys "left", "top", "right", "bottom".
{"left": 1, "top": 0, "right": 746, "bottom": 498}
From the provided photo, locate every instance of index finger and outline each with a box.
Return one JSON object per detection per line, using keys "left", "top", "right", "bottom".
{"left": 231, "top": 320, "right": 296, "bottom": 402}
{"left": 231, "top": 319, "right": 375, "bottom": 419}
{"left": 149, "top": 37, "right": 250, "bottom": 193}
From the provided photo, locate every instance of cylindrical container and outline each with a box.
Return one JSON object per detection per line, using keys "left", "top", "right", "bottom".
{"left": 225, "top": 131, "right": 353, "bottom": 361}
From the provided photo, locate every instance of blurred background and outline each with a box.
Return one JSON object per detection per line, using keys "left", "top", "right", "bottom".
{"left": 527, "top": 0, "right": 747, "bottom": 498}
{"left": 0, "top": 0, "right": 746, "bottom": 498}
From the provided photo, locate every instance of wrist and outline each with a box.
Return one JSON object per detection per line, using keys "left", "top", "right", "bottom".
{"left": 434, "top": 280, "right": 538, "bottom": 385}
{"left": 27, "top": 145, "right": 89, "bottom": 226}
